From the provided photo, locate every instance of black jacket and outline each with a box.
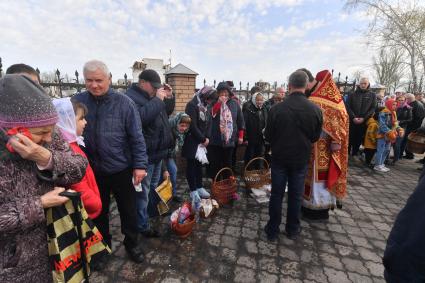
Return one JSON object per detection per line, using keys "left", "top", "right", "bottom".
{"left": 264, "top": 92, "right": 323, "bottom": 167}
{"left": 243, "top": 101, "right": 267, "bottom": 145}
{"left": 73, "top": 88, "right": 148, "bottom": 174}
{"left": 383, "top": 171, "right": 425, "bottom": 282}
{"left": 407, "top": 100, "right": 425, "bottom": 132}
{"left": 126, "top": 83, "right": 173, "bottom": 164}
{"left": 182, "top": 96, "right": 211, "bottom": 159}
{"left": 396, "top": 106, "right": 412, "bottom": 129}
{"left": 346, "top": 88, "right": 377, "bottom": 121}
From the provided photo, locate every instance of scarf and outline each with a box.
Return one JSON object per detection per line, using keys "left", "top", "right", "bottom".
{"left": 385, "top": 99, "right": 397, "bottom": 128}
{"left": 169, "top": 112, "right": 190, "bottom": 147}
{"left": 251, "top": 92, "right": 264, "bottom": 109}
{"left": 196, "top": 90, "right": 208, "bottom": 122}
{"left": 219, "top": 101, "right": 233, "bottom": 145}
{"left": 52, "top": 98, "right": 85, "bottom": 147}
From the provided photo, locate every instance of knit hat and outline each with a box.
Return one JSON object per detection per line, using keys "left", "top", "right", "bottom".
{"left": 216, "top": 82, "right": 233, "bottom": 96}
{"left": 0, "top": 74, "right": 58, "bottom": 128}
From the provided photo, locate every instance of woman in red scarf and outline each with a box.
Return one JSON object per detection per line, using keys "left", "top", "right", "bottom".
{"left": 374, "top": 99, "right": 403, "bottom": 172}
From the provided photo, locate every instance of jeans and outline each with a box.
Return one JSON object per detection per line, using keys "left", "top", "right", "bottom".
{"left": 136, "top": 161, "right": 162, "bottom": 231}
{"left": 160, "top": 158, "right": 178, "bottom": 195}
{"left": 393, "top": 136, "right": 403, "bottom": 162}
{"left": 92, "top": 168, "right": 139, "bottom": 249}
{"left": 266, "top": 162, "right": 308, "bottom": 236}
{"left": 400, "top": 129, "right": 414, "bottom": 158}
{"left": 375, "top": 138, "right": 391, "bottom": 166}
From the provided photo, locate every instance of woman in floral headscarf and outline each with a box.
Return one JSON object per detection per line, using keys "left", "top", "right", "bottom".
{"left": 208, "top": 82, "right": 245, "bottom": 180}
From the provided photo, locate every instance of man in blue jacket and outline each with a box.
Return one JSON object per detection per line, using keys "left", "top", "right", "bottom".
{"left": 74, "top": 60, "right": 148, "bottom": 265}
{"left": 126, "top": 69, "right": 173, "bottom": 238}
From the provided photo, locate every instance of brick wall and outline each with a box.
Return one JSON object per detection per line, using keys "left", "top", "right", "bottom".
{"left": 167, "top": 74, "right": 197, "bottom": 113}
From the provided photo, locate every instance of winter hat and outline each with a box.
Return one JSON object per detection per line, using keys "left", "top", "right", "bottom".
{"left": 217, "top": 82, "right": 233, "bottom": 96}
{"left": 385, "top": 99, "right": 396, "bottom": 111}
{"left": 0, "top": 74, "right": 58, "bottom": 128}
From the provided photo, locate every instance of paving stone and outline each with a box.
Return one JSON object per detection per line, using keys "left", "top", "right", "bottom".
{"left": 234, "top": 266, "right": 256, "bottom": 283}
{"left": 237, "top": 255, "right": 257, "bottom": 269}
{"left": 304, "top": 265, "right": 328, "bottom": 282}
{"left": 348, "top": 272, "right": 374, "bottom": 283}
{"left": 259, "top": 257, "right": 280, "bottom": 274}
{"left": 357, "top": 247, "right": 383, "bottom": 263}
{"left": 93, "top": 160, "right": 422, "bottom": 282}
{"left": 324, "top": 267, "right": 351, "bottom": 283}
{"left": 365, "top": 261, "right": 385, "bottom": 277}
{"left": 319, "top": 253, "right": 344, "bottom": 270}
{"left": 258, "top": 271, "right": 279, "bottom": 283}
{"left": 281, "top": 262, "right": 301, "bottom": 278}
{"left": 341, "top": 258, "right": 370, "bottom": 275}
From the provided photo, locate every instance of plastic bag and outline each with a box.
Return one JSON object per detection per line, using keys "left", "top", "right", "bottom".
{"left": 195, "top": 144, "right": 209, "bottom": 164}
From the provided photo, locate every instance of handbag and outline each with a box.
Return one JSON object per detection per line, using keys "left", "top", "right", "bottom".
{"left": 155, "top": 177, "right": 173, "bottom": 215}
{"left": 46, "top": 192, "right": 111, "bottom": 283}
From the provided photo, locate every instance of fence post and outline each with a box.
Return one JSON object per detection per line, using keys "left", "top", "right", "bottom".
{"left": 56, "top": 69, "right": 63, "bottom": 98}
{"left": 213, "top": 80, "right": 216, "bottom": 88}
{"left": 0, "top": 57, "right": 2, "bottom": 78}
{"left": 203, "top": 79, "right": 206, "bottom": 87}
{"left": 124, "top": 73, "right": 128, "bottom": 88}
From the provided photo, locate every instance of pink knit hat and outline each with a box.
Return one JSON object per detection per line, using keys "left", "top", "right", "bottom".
{"left": 0, "top": 74, "right": 58, "bottom": 128}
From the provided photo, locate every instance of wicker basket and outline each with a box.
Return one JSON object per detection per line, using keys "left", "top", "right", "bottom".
{"left": 407, "top": 132, "right": 425, "bottom": 154}
{"left": 211, "top": 167, "right": 238, "bottom": 205}
{"left": 171, "top": 202, "right": 195, "bottom": 239}
{"left": 243, "top": 157, "right": 271, "bottom": 190}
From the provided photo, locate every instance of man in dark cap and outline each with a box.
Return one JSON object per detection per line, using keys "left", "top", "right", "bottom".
{"left": 126, "top": 69, "right": 174, "bottom": 238}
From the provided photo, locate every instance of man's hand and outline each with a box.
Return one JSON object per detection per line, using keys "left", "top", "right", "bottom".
{"left": 330, "top": 142, "right": 341, "bottom": 152}
{"left": 163, "top": 84, "right": 173, "bottom": 99}
{"left": 357, "top": 118, "right": 365, "bottom": 123}
{"left": 163, "top": 170, "right": 170, "bottom": 180}
{"left": 156, "top": 88, "right": 167, "bottom": 101}
{"left": 40, "top": 187, "right": 69, "bottom": 208}
{"left": 133, "top": 169, "right": 147, "bottom": 186}
{"left": 9, "top": 133, "right": 52, "bottom": 167}
{"left": 353, "top": 118, "right": 362, "bottom": 124}
{"left": 202, "top": 138, "right": 209, "bottom": 147}
{"left": 238, "top": 138, "right": 243, "bottom": 145}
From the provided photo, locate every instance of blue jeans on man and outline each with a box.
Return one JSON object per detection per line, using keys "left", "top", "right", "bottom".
{"left": 136, "top": 161, "right": 162, "bottom": 232}
{"left": 265, "top": 162, "right": 308, "bottom": 239}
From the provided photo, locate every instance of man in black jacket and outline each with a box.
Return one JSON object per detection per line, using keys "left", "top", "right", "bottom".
{"left": 383, "top": 167, "right": 425, "bottom": 282}
{"left": 126, "top": 69, "right": 173, "bottom": 238}
{"left": 345, "top": 77, "right": 376, "bottom": 157}
{"left": 264, "top": 70, "right": 323, "bottom": 241}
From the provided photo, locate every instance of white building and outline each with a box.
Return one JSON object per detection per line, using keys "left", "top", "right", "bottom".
{"left": 131, "top": 58, "right": 171, "bottom": 83}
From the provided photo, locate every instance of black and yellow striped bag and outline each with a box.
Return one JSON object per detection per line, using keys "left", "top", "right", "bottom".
{"left": 46, "top": 196, "right": 110, "bottom": 283}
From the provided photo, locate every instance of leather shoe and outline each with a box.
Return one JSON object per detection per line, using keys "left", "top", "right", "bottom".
{"left": 286, "top": 227, "right": 302, "bottom": 240}
{"left": 126, "top": 245, "right": 145, "bottom": 263}
{"left": 141, "top": 228, "right": 161, "bottom": 238}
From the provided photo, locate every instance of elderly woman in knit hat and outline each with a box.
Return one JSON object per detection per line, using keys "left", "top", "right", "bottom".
{"left": 0, "top": 75, "right": 87, "bottom": 282}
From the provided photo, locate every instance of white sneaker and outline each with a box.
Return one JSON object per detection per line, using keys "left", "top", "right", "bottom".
{"left": 381, "top": 166, "right": 390, "bottom": 172}
{"left": 374, "top": 165, "right": 387, "bottom": 172}
{"left": 196, "top": 187, "right": 210, "bottom": 199}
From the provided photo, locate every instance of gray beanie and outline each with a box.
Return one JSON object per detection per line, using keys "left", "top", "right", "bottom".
{"left": 0, "top": 74, "right": 58, "bottom": 128}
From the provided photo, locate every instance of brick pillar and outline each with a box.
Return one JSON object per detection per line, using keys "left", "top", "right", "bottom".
{"left": 166, "top": 74, "right": 197, "bottom": 113}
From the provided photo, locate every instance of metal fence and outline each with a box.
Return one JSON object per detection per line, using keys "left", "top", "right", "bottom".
{"left": 0, "top": 57, "right": 356, "bottom": 100}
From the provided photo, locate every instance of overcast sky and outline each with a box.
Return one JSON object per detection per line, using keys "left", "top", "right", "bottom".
{"left": 0, "top": 0, "right": 375, "bottom": 87}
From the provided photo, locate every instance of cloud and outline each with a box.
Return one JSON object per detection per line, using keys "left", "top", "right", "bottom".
{"left": 0, "top": 0, "right": 375, "bottom": 87}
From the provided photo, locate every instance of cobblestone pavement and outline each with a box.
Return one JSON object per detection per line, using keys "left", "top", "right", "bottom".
{"left": 91, "top": 158, "right": 422, "bottom": 282}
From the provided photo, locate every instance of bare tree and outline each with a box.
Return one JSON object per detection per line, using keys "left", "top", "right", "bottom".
{"left": 345, "top": 0, "right": 425, "bottom": 92}
{"left": 373, "top": 47, "right": 405, "bottom": 92}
